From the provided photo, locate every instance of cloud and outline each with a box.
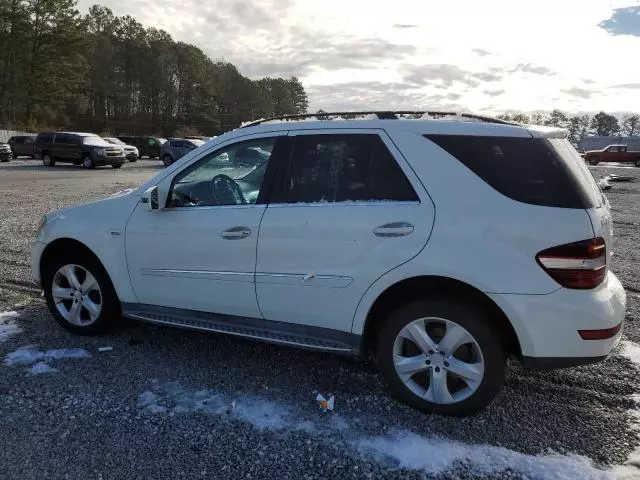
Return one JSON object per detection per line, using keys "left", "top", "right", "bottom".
{"left": 511, "top": 63, "right": 556, "bottom": 76}
{"left": 611, "top": 83, "right": 640, "bottom": 89}
{"left": 472, "top": 48, "right": 492, "bottom": 56}
{"left": 599, "top": 6, "right": 640, "bottom": 36}
{"left": 401, "top": 64, "right": 508, "bottom": 88}
{"left": 307, "top": 81, "right": 462, "bottom": 111}
{"left": 393, "top": 24, "right": 418, "bottom": 29}
{"left": 561, "top": 87, "right": 593, "bottom": 99}
{"left": 484, "top": 89, "right": 506, "bottom": 97}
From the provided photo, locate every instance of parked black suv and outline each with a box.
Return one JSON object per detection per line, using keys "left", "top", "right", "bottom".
{"left": 7, "top": 135, "right": 36, "bottom": 158}
{"left": 35, "top": 132, "right": 126, "bottom": 169}
{"left": 117, "top": 136, "right": 165, "bottom": 159}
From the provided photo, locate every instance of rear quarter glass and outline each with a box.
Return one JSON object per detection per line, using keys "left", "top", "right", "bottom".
{"left": 424, "top": 135, "right": 599, "bottom": 209}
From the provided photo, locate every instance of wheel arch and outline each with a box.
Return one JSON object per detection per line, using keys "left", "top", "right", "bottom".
{"left": 360, "top": 275, "right": 522, "bottom": 359}
{"left": 39, "top": 238, "right": 119, "bottom": 304}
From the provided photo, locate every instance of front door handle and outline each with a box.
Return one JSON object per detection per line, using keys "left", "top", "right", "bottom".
{"left": 373, "top": 222, "right": 414, "bottom": 237}
{"left": 221, "top": 226, "right": 251, "bottom": 240}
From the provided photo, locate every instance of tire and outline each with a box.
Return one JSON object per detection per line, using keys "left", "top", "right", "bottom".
{"left": 83, "top": 156, "right": 95, "bottom": 169}
{"left": 162, "top": 154, "right": 173, "bottom": 166}
{"left": 377, "top": 299, "right": 506, "bottom": 416}
{"left": 112, "top": 163, "right": 122, "bottom": 169}
{"left": 128, "top": 157, "right": 137, "bottom": 163}
{"left": 635, "top": 159, "right": 640, "bottom": 168}
{"left": 589, "top": 157, "right": 600, "bottom": 166}
{"left": 42, "top": 153, "right": 55, "bottom": 167}
{"left": 42, "top": 253, "right": 120, "bottom": 335}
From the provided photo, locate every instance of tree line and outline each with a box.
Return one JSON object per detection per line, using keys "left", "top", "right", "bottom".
{"left": 0, "top": 1, "right": 309, "bottom": 136}
{"left": 496, "top": 110, "right": 640, "bottom": 147}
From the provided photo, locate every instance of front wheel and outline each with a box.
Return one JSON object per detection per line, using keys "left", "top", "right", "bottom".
{"left": 162, "top": 154, "right": 173, "bottom": 166}
{"left": 112, "top": 163, "right": 123, "bottom": 169}
{"left": 42, "top": 256, "right": 120, "bottom": 335}
{"left": 83, "top": 156, "right": 95, "bottom": 169}
{"left": 42, "top": 153, "right": 55, "bottom": 167}
{"left": 377, "top": 300, "right": 506, "bottom": 416}
{"left": 589, "top": 157, "right": 600, "bottom": 166}
{"left": 635, "top": 159, "right": 640, "bottom": 168}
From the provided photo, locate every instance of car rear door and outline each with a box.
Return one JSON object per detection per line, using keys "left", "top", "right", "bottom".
{"left": 255, "top": 129, "right": 434, "bottom": 332}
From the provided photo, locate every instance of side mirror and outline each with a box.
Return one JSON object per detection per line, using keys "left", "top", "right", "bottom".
{"left": 141, "top": 186, "right": 161, "bottom": 211}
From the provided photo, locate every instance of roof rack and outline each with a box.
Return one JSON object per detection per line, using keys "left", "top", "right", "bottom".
{"left": 240, "top": 111, "right": 513, "bottom": 128}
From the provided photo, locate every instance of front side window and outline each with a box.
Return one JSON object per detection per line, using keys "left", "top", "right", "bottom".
{"left": 275, "top": 134, "right": 418, "bottom": 204}
{"left": 148, "top": 138, "right": 157, "bottom": 146}
{"left": 168, "top": 137, "right": 277, "bottom": 207}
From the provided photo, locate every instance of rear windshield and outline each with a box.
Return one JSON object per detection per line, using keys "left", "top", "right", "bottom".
{"left": 424, "top": 135, "right": 599, "bottom": 208}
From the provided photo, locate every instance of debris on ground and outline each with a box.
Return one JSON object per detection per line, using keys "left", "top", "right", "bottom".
{"left": 316, "top": 394, "right": 335, "bottom": 412}
{"left": 97, "top": 346, "right": 114, "bottom": 352}
{"left": 598, "top": 176, "right": 612, "bottom": 190}
{"left": 608, "top": 174, "right": 636, "bottom": 183}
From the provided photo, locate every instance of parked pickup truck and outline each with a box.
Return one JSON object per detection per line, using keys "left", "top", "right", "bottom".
{"left": 583, "top": 144, "right": 640, "bottom": 167}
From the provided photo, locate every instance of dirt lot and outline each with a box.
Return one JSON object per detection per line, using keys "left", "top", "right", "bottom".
{"left": 0, "top": 159, "right": 639, "bottom": 479}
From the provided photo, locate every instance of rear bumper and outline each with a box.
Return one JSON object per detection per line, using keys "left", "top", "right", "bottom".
{"left": 489, "top": 271, "right": 626, "bottom": 366}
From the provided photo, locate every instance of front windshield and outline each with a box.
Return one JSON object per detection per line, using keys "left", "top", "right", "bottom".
{"left": 82, "top": 135, "right": 106, "bottom": 146}
{"left": 104, "top": 137, "right": 125, "bottom": 145}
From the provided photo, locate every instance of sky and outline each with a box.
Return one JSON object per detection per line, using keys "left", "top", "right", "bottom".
{"left": 77, "top": 0, "right": 640, "bottom": 114}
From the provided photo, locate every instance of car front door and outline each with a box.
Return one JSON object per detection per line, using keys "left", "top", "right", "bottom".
{"left": 255, "top": 129, "right": 435, "bottom": 332}
{"left": 125, "top": 131, "right": 287, "bottom": 318}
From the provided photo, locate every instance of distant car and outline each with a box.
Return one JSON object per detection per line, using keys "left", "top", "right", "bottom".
{"left": 34, "top": 132, "right": 126, "bottom": 169}
{"left": 7, "top": 135, "right": 36, "bottom": 158}
{"left": 117, "top": 136, "right": 165, "bottom": 159}
{"left": 0, "top": 143, "right": 11, "bottom": 162}
{"left": 583, "top": 144, "right": 640, "bottom": 167}
{"left": 160, "top": 138, "right": 204, "bottom": 166}
{"left": 103, "top": 137, "right": 138, "bottom": 162}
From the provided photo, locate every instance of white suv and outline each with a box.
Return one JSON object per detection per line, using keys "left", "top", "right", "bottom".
{"left": 31, "top": 111, "right": 626, "bottom": 416}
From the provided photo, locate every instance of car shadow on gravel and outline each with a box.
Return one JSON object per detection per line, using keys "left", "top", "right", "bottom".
{"left": 3, "top": 300, "right": 639, "bottom": 468}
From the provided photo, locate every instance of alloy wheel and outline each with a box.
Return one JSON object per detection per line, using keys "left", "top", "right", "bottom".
{"left": 51, "top": 264, "right": 102, "bottom": 326}
{"left": 393, "top": 317, "right": 485, "bottom": 404}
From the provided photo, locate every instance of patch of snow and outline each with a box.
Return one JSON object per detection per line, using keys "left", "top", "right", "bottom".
{"left": 4, "top": 346, "right": 90, "bottom": 366}
{"left": 0, "top": 311, "right": 21, "bottom": 342}
{"left": 614, "top": 341, "right": 640, "bottom": 478}
{"left": 620, "top": 341, "right": 640, "bottom": 366}
{"left": 28, "top": 362, "right": 57, "bottom": 375}
{"left": 356, "top": 430, "right": 611, "bottom": 480}
{"left": 138, "top": 383, "right": 316, "bottom": 432}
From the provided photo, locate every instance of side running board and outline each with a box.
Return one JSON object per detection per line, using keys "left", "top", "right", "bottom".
{"left": 121, "top": 303, "right": 361, "bottom": 355}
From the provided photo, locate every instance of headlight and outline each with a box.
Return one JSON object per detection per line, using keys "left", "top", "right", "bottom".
{"left": 35, "top": 215, "right": 47, "bottom": 237}
{"left": 132, "top": 147, "right": 138, "bottom": 154}
{"left": 94, "top": 148, "right": 105, "bottom": 156}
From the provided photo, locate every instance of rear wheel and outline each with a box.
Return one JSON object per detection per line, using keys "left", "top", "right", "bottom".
{"left": 377, "top": 299, "right": 506, "bottom": 416}
{"left": 635, "top": 158, "right": 640, "bottom": 168}
{"left": 42, "top": 255, "right": 120, "bottom": 335}
{"left": 162, "top": 154, "right": 173, "bottom": 166}
{"left": 42, "top": 153, "right": 55, "bottom": 167}
{"left": 128, "top": 158, "right": 137, "bottom": 163}
{"left": 112, "top": 163, "right": 122, "bottom": 169}
{"left": 589, "top": 157, "right": 600, "bottom": 166}
{"left": 83, "top": 156, "right": 95, "bottom": 169}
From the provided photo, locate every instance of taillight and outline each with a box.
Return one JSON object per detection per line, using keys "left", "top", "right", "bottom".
{"left": 536, "top": 237, "right": 606, "bottom": 289}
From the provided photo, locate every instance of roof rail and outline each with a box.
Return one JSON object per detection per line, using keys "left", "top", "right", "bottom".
{"left": 240, "top": 111, "right": 513, "bottom": 128}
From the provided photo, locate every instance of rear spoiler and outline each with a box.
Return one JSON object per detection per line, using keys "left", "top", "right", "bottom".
{"left": 526, "top": 125, "right": 568, "bottom": 139}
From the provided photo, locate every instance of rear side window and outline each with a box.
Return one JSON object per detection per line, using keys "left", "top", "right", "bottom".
{"left": 425, "top": 135, "right": 597, "bottom": 208}
{"left": 275, "top": 134, "right": 418, "bottom": 204}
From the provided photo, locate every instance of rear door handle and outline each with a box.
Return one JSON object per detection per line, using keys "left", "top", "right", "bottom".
{"left": 221, "top": 226, "right": 251, "bottom": 240}
{"left": 373, "top": 222, "right": 414, "bottom": 237}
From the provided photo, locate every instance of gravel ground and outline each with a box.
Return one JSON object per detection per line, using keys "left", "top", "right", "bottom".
{"left": 0, "top": 159, "right": 639, "bottom": 479}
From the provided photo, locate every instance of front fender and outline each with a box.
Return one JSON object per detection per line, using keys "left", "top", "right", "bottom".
{"left": 38, "top": 194, "right": 140, "bottom": 303}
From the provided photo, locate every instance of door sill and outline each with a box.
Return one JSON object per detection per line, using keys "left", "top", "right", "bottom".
{"left": 121, "top": 303, "right": 361, "bottom": 355}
